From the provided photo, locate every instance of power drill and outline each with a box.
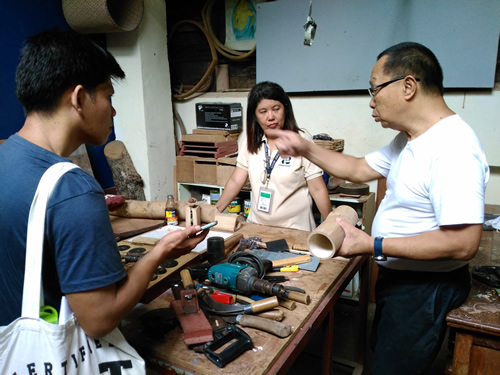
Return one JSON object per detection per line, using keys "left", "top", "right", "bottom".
{"left": 207, "top": 263, "right": 307, "bottom": 303}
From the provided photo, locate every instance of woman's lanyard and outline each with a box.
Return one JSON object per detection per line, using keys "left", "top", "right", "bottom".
{"left": 261, "top": 141, "right": 280, "bottom": 186}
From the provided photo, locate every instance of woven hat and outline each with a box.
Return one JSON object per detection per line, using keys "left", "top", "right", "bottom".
{"left": 62, "top": 0, "right": 144, "bottom": 34}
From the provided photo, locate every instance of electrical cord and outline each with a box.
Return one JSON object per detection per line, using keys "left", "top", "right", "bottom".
{"left": 168, "top": 0, "right": 257, "bottom": 100}
{"left": 227, "top": 252, "right": 269, "bottom": 279}
{"left": 168, "top": 19, "right": 218, "bottom": 100}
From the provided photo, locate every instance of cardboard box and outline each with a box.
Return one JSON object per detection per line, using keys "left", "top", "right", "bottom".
{"left": 195, "top": 102, "right": 242, "bottom": 131}
{"left": 341, "top": 272, "right": 359, "bottom": 300}
{"left": 194, "top": 158, "right": 218, "bottom": 185}
{"left": 216, "top": 157, "right": 237, "bottom": 186}
{"left": 179, "top": 154, "right": 237, "bottom": 186}
{"left": 175, "top": 156, "right": 197, "bottom": 183}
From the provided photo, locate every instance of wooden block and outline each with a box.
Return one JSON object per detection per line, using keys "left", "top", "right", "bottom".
{"left": 185, "top": 205, "right": 201, "bottom": 226}
{"left": 272, "top": 255, "right": 311, "bottom": 267}
{"left": 176, "top": 155, "right": 197, "bottom": 183}
{"left": 131, "top": 236, "right": 160, "bottom": 246}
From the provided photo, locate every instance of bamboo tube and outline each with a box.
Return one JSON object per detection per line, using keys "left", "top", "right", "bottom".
{"left": 109, "top": 199, "right": 242, "bottom": 232}
{"left": 307, "top": 205, "right": 359, "bottom": 259}
{"left": 109, "top": 199, "right": 217, "bottom": 222}
{"left": 214, "top": 210, "right": 243, "bottom": 232}
{"left": 278, "top": 298, "right": 296, "bottom": 311}
{"left": 109, "top": 200, "right": 165, "bottom": 219}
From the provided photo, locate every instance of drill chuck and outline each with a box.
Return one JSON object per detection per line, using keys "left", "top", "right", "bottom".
{"left": 251, "top": 278, "right": 287, "bottom": 298}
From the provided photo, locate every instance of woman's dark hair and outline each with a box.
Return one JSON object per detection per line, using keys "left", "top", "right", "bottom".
{"left": 16, "top": 28, "right": 125, "bottom": 114}
{"left": 246, "top": 81, "right": 301, "bottom": 153}
{"left": 378, "top": 42, "right": 444, "bottom": 96}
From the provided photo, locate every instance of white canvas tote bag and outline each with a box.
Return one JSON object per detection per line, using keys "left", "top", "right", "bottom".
{"left": 0, "top": 162, "right": 146, "bottom": 374}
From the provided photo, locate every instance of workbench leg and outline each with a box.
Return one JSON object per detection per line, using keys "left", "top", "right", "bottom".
{"left": 357, "top": 257, "right": 370, "bottom": 365}
{"left": 452, "top": 331, "right": 473, "bottom": 375}
{"left": 322, "top": 309, "right": 334, "bottom": 375}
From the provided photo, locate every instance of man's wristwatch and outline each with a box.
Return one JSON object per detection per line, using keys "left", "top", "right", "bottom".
{"left": 373, "top": 236, "right": 387, "bottom": 261}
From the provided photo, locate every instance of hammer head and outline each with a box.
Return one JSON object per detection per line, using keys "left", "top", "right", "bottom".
{"left": 181, "top": 288, "right": 199, "bottom": 314}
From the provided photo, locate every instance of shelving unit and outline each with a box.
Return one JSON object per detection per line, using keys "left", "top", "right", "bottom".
{"left": 329, "top": 192, "right": 376, "bottom": 235}
{"left": 177, "top": 182, "right": 251, "bottom": 212}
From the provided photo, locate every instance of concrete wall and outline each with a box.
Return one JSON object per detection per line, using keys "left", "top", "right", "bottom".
{"left": 107, "top": 0, "right": 177, "bottom": 200}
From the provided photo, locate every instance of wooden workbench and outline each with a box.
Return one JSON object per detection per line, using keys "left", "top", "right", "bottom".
{"left": 121, "top": 221, "right": 369, "bottom": 374}
{"left": 446, "top": 204, "right": 500, "bottom": 374}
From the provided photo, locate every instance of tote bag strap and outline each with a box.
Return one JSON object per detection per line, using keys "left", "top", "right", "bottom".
{"left": 21, "top": 162, "right": 80, "bottom": 319}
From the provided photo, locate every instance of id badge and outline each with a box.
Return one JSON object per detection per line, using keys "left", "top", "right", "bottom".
{"left": 257, "top": 186, "right": 274, "bottom": 213}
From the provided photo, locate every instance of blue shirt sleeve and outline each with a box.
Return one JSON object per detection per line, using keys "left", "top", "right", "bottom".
{"left": 46, "top": 169, "right": 126, "bottom": 295}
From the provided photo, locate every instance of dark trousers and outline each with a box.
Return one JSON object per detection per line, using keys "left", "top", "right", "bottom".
{"left": 371, "top": 265, "right": 471, "bottom": 375}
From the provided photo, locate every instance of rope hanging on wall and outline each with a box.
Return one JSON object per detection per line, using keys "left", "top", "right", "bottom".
{"left": 168, "top": 20, "right": 218, "bottom": 100}
{"left": 170, "top": 0, "right": 256, "bottom": 99}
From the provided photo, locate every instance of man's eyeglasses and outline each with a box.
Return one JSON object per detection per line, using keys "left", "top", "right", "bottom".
{"left": 368, "top": 76, "right": 420, "bottom": 99}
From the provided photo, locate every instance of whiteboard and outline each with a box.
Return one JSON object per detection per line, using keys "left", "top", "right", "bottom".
{"left": 256, "top": 0, "right": 500, "bottom": 93}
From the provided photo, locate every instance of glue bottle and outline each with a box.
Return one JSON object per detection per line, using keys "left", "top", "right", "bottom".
{"left": 165, "top": 194, "right": 178, "bottom": 226}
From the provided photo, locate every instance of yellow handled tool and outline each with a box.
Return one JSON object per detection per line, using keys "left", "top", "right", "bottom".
{"left": 280, "top": 265, "right": 299, "bottom": 272}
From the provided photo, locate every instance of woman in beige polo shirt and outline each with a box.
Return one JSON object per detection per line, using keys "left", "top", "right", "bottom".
{"left": 215, "top": 81, "right": 331, "bottom": 231}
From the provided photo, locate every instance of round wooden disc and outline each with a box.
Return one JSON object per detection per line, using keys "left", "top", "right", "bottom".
{"left": 339, "top": 183, "right": 369, "bottom": 195}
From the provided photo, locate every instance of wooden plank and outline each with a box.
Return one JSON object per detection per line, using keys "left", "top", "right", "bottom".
{"left": 110, "top": 216, "right": 166, "bottom": 241}
{"left": 270, "top": 254, "right": 311, "bottom": 267}
{"left": 180, "top": 139, "right": 238, "bottom": 158}
{"left": 181, "top": 144, "right": 237, "bottom": 151}
{"left": 180, "top": 144, "right": 237, "bottom": 153}
{"left": 182, "top": 133, "right": 239, "bottom": 143}
{"left": 193, "top": 128, "right": 241, "bottom": 135}
{"left": 180, "top": 139, "right": 238, "bottom": 148}
{"left": 181, "top": 148, "right": 238, "bottom": 158}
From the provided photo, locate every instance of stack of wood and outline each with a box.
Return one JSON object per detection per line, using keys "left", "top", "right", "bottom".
{"left": 180, "top": 129, "right": 240, "bottom": 158}
{"left": 313, "top": 136, "right": 344, "bottom": 152}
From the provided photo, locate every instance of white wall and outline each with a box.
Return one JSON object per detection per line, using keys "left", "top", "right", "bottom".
{"left": 172, "top": 90, "right": 500, "bottom": 205}
{"left": 106, "top": 0, "right": 176, "bottom": 201}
